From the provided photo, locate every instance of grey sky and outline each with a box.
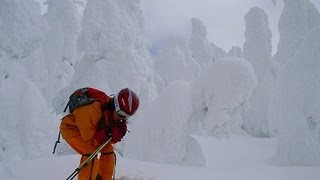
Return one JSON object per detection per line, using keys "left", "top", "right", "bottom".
{"left": 141, "top": 0, "right": 284, "bottom": 54}
{"left": 36, "top": 0, "right": 283, "bottom": 53}
{"left": 34, "top": 0, "right": 320, "bottom": 54}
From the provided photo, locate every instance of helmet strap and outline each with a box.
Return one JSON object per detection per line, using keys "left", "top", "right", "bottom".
{"left": 114, "top": 93, "right": 121, "bottom": 112}
{"left": 101, "top": 99, "right": 115, "bottom": 111}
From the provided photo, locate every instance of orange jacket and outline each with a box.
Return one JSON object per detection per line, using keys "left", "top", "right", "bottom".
{"left": 60, "top": 101, "right": 113, "bottom": 150}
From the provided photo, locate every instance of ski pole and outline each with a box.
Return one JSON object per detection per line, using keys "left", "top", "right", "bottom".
{"left": 66, "top": 138, "right": 112, "bottom": 180}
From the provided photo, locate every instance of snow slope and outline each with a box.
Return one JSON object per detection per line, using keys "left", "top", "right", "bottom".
{"left": 12, "top": 135, "right": 320, "bottom": 180}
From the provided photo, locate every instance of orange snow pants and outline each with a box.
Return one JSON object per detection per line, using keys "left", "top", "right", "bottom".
{"left": 65, "top": 135, "right": 115, "bottom": 180}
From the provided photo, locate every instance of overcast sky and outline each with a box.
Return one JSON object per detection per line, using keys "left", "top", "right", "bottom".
{"left": 36, "top": 0, "right": 320, "bottom": 54}
{"left": 140, "top": 0, "right": 284, "bottom": 54}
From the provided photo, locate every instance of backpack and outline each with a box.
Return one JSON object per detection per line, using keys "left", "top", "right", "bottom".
{"left": 63, "top": 87, "right": 109, "bottom": 113}
{"left": 53, "top": 87, "right": 109, "bottom": 154}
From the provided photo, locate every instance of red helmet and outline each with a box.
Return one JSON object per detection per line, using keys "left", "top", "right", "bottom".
{"left": 114, "top": 88, "right": 139, "bottom": 119}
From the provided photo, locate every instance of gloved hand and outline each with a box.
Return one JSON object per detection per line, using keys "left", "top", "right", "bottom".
{"left": 94, "top": 128, "right": 108, "bottom": 145}
{"left": 110, "top": 120, "right": 127, "bottom": 144}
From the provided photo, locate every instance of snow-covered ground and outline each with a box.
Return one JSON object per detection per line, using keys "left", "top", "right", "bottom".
{"left": 13, "top": 135, "right": 320, "bottom": 180}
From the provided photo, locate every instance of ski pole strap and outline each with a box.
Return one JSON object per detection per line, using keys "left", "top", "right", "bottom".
{"left": 63, "top": 100, "right": 70, "bottom": 113}
{"left": 52, "top": 131, "right": 61, "bottom": 154}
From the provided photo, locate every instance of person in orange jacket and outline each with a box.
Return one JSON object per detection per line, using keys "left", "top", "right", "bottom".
{"left": 60, "top": 88, "right": 139, "bottom": 180}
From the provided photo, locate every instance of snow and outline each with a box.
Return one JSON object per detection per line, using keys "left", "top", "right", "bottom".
{"left": 1, "top": 0, "right": 320, "bottom": 179}
{"left": 125, "top": 81, "right": 205, "bottom": 166}
{"left": 43, "top": 0, "right": 80, "bottom": 101}
{"left": 269, "top": 25, "right": 320, "bottom": 166}
{"left": 274, "top": 0, "right": 320, "bottom": 65}
{"left": 154, "top": 36, "right": 201, "bottom": 84}
{"left": 228, "top": 46, "right": 242, "bottom": 58}
{"left": 74, "top": 0, "right": 159, "bottom": 100}
{"left": 268, "top": 0, "right": 320, "bottom": 165}
{"left": 0, "top": 0, "right": 48, "bottom": 91}
{"left": 10, "top": 135, "right": 320, "bottom": 180}
{"left": 189, "top": 57, "right": 257, "bottom": 138}
{"left": 190, "top": 18, "right": 213, "bottom": 69}
{"left": 242, "top": 7, "right": 276, "bottom": 137}
{"left": 211, "top": 43, "right": 227, "bottom": 60}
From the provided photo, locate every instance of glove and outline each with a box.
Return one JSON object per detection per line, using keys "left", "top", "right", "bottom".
{"left": 94, "top": 128, "right": 108, "bottom": 145}
{"left": 110, "top": 120, "right": 127, "bottom": 144}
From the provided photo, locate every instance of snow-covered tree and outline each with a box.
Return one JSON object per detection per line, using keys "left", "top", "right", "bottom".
{"left": 270, "top": 25, "right": 320, "bottom": 165}
{"left": 0, "top": 0, "right": 55, "bottom": 162}
{"left": 242, "top": 7, "right": 276, "bottom": 137}
{"left": 125, "top": 81, "right": 205, "bottom": 166}
{"left": 210, "top": 43, "right": 227, "bottom": 61}
{"left": 189, "top": 57, "right": 257, "bottom": 137}
{"left": 43, "top": 0, "right": 81, "bottom": 103}
{"left": 155, "top": 36, "right": 201, "bottom": 84}
{"left": 268, "top": 0, "right": 320, "bottom": 165}
{"left": 273, "top": 0, "right": 320, "bottom": 65}
{"left": 0, "top": 0, "right": 48, "bottom": 92}
{"left": 190, "top": 18, "right": 213, "bottom": 69}
{"left": 228, "top": 46, "right": 242, "bottom": 58}
{"left": 54, "top": 0, "right": 160, "bottom": 112}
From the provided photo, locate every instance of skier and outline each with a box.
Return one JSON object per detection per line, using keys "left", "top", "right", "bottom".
{"left": 60, "top": 88, "right": 139, "bottom": 180}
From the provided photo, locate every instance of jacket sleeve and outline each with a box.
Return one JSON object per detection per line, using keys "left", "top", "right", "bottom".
{"left": 72, "top": 102, "right": 102, "bottom": 143}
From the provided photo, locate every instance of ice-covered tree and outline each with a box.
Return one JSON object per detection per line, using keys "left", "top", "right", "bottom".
{"left": 268, "top": 0, "right": 320, "bottom": 165}
{"left": 0, "top": 0, "right": 48, "bottom": 92}
{"left": 273, "top": 0, "right": 320, "bottom": 65}
{"left": 242, "top": 7, "right": 276, "bottom": 137}
{"left": 43, "top": 0, "right": 81, "bottom": 102}
{"left": 0, "top": 0, "right": 55, "bottom": 162}
{"left": 125, "top": 81, "right": 205, "bottom": 166}
{"left": 210, "top": 43, "right": 227, "bottom": 61}
{"left": 189, "top": 57, "right": 257, "bottom": 137}
{"left": 228, "top": 46, "right": 242, "bottom": 58}
{"left": 270, "top": 25, "right": 320, "bottom": 165}
{"left": 190, "top": 18, "right": 213, "bottom": 69}
{"left": 54, "top": 0, "right": 160, "bottom": 112}
{"left": 155, "top": 36, "right": 201, "bottom": 84}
